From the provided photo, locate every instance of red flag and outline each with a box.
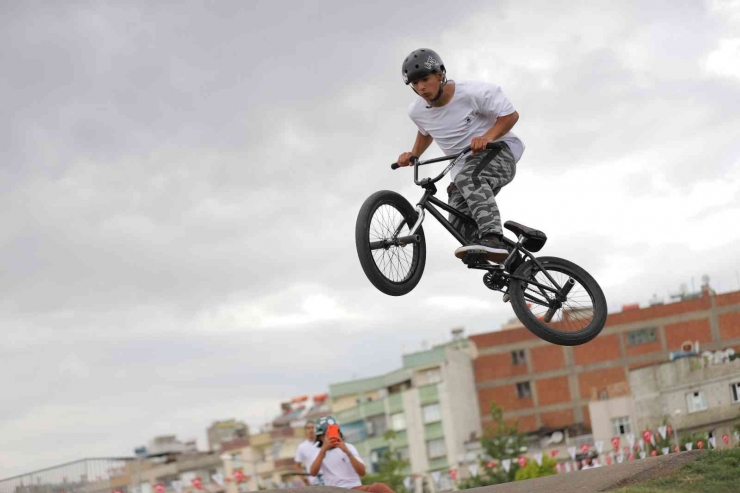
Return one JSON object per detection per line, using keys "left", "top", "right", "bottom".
{"left": 550, "top": 450, "right": 559, "bottom": 458}
{"left": 642, "top": 430, "right": 652, "bottom": 442}
{"left": 191, "top": 478, "right": 202, "bottom": 490}
{"left": 697, "top": 440, "right": 704, "bottom": 449}
{"left": 448, "top": 469, "right": 458, "bottom": 480}
{"left": 611, "top": 437, "right": 620, "bottom": 450}
{"left": 673, "top": 445, "right": 680, "bottom": 453}
{"left": 155, "top": 484, "right": 165, "bottom": 493}
{"left": 666, "top": 425, "right": 673, "bottom": 436}
{"left": 580, "top": 444, "right": 589, "bottom": 454}
{"left": 518, "top": 457, "right": 527, "bottom": 467}
{"left": 650, "top": 450, "right": 658, "bottom": 457}
{"left": 722, "top": 434, "right": 730, "bottom": 445}
{"left": 486, "top": 461, "right": 496, "bottom": 469}
{"left": 233, "top": 470, "right": 245, "bottom": 483}
{"left": 605, "top": 456, "right": 613, "bottom": 466}
{"left": 628, "top": 453, "right": 635, "bottom": 461}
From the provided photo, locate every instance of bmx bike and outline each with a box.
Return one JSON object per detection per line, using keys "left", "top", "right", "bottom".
{"left": 355, "top": 143, "right": 607, "bottom": 346}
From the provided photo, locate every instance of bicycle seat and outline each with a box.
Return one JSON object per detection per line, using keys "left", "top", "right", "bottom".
{"left": 504, "top": 220, "right": 547, "bottom": 252}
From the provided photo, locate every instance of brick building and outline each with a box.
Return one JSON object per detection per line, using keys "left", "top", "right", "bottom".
{"left": 470, "top": 284, "right": 740, "bottom": 437}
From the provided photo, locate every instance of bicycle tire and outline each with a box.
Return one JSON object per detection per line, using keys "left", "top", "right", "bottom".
{"left": 509, "top": 256, "right": 607, "bottom": 346}
{"left": 355, "top": 190, "right": 426, "bottom": 296}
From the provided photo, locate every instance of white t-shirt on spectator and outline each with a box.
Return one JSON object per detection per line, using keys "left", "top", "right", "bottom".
{"left": 408, "top": 80, "right": 525, "bottom": 179}
{"left": 318, "top": 443, "right": 364, "bottom": 488}
{"left": 294, "top": 440, "right": 320, "bottom": 485}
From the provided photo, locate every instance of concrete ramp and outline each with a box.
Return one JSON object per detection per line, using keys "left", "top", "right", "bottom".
{"left": 479, "top": 450, "right": 703, "bottom": 492}
{"left": 267, "top": 451, "right": 703, "bottom": 493}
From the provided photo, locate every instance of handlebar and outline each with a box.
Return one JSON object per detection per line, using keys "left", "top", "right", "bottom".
{"left": 390, "top": 142, "right": 500, "bottom": 169}
{"left": 390, "top": 142, "right": 501, "bottom": 187}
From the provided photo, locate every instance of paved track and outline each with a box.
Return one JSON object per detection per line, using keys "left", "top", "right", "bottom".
{"left": 265, "top": 451, "right": 704, "bottom": 493}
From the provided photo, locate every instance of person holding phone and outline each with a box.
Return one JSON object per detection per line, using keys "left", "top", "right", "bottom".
{"left": 309, "top": 416, "right": 394, "bottom": 493}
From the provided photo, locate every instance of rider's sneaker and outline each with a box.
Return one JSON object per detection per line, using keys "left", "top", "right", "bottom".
{"left": 455, "top": 234, "right": 510, "bottom": 263}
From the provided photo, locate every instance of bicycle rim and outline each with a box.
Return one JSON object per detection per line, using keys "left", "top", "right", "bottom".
{"left": 369, "top": 204, "right": 417, "bottom": 283}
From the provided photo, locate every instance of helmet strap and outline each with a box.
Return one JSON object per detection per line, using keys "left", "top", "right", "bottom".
{"left": 426, "top": 72, "right": 447, "bottom": 107}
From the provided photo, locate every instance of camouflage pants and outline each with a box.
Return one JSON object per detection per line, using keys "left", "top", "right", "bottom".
{"left": 447, "top": 142, "right": 516, "bottom": 241}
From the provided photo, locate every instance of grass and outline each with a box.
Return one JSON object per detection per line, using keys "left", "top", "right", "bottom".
{"left": 612, "top": 448, "right": 740, "bottom": 493}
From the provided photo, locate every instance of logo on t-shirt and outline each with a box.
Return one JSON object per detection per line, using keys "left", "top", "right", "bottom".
{"left": 464, "top": 112, "right": 474, "bottom": 124}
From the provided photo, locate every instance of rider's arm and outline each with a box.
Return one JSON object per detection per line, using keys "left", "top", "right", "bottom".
{"left": 309, "top": 450, "right": 324, "bottom": 477}
{"left": 347, "top": 453, "right": 366, "bottom": 477}
{"left": 411, "top": 131, "right": 434, "bottom": 157}
{"left": 481, "top": 111, "right": 519, "bottom": 143}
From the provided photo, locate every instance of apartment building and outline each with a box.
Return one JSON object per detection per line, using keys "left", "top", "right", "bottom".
{"left": 470, "top": 283, "right": 740, "bottom": 441}
{"left": 328, "top": 333, "right": 480, "bottom": 484}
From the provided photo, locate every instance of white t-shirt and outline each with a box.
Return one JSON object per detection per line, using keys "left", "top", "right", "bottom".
{"left": 318, "top": 443, "right": 364, "bottom": 488}
{"left": 408, "top": 80, "right": 525, "bottom": 179}
{"left": 294, "top": 440, "right": 320, "bottom": 485}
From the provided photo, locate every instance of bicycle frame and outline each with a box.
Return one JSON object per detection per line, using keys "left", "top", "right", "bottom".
{"left": 396, "top": 147, "right": 568, "bottom": 303}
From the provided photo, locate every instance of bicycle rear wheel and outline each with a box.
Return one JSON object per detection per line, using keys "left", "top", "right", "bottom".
{"left": 509, "top": 256, "right": 606, "bottom": 346}
{"left": 355, "top": 190, "right": 426, "bottom": 296}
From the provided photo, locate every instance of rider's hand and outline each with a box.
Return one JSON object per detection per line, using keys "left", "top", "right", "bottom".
{"left": 334, "top": 437, "right": 350, "bottom": 455}
{"left": 322, "top": 436, "right": 338, "bottom": 451}
{"left": 397, "top": 152, "right": 417, "bottom": 167}
{"left": 470, "top": 136, "right": 492, "bottom": 154}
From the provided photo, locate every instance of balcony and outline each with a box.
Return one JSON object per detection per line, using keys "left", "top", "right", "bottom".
{"left": 270, "top": 427, "right": 295, "bottom": 439}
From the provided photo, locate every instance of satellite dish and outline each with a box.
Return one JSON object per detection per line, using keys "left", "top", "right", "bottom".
{"left": 726, "top": 348, "right": 735, "bottom": 356}
{"left": 549, "top": 431, "right": 564, "bottom": 444}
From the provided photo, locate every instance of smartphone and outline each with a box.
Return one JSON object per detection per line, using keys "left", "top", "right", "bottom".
{"left": 326, "top": 424, "right": 340, "bottom": 439}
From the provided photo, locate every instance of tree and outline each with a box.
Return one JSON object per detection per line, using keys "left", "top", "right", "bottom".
{"left": 361, "top": 430, "right": 410, "bottom": 493}
{"left": 457, "top": 403, "right": 528, "bottom": 489}
{"left": 514, "top": 454, "right": 557, "bottom": 481}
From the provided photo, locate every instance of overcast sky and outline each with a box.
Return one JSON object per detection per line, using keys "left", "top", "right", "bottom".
{"left": 2, "top": 0, "right": 740, "bottom": 479}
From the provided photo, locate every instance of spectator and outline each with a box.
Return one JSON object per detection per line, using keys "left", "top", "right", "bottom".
{"left": 309, "top": 416, "right": 394, "bottom": 493}
{"left": 294, "top": 420, "right": 320, "bottom": 485}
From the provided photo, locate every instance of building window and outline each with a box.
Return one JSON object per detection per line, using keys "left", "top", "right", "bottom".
{"left": 511, "top": 349, "right": 526, "bottom": 365}
{"left": 731, "top": 382, "right": 740, "bottom": 403}
{"left": 427, "top": 438, "right": 446, "bottom": 459}
{"left": 391, "top": 412, "right": 406, "bottom": 431}
{"left": 626, "top": 327, "right": 657, "bottom": 346}
{"left": 422, "top": 403, "right": 442, "bottom": 424}
{"left": 396, "top": 447, "right": 410, "bottom": 461}
{"left": 420, "top": 368, "right": 442, "bottom": 385}
{"left": 366, "top": 415, "right": 388, "bottom": 437}
{"left": 612, "top": 416, "right": 631, "bottom": 436}
{"left": 516, "top": 382, "right": 532, "bottom": 399}
{"left": 686, "top": 391, "right": 708, "bottom": 413}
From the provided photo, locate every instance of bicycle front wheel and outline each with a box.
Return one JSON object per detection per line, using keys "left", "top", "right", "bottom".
{"left": 355, "top": 190, "right": 426, "bottom": 296}
{"left": 509, "top": 256, "right": 607, "bottom": 346}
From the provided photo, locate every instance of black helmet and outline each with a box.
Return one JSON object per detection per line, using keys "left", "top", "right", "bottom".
{"left": 402, "top": 48, "right": 446, "bottom": 85}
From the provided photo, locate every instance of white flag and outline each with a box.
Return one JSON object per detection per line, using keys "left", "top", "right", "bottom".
{"left": 568, "top": 446, "right": 577, "bottom": 460}
{"left": 534, "top": 452, "right": 543, "bottom": 466}
{"left": 626, "top": 434, "right": 635, "bottom": 449}
{"left": 650, "top": 435, "right": 656, "bottom": 447}
{"left": 172, "top": 481, "right": 183, "bottom": 493}
{"left": 658, "top": 426, "right": 667, "bottom": 440}
{"left": 709, "top": 437, "right": 717, "bottom": 449}
{"left": 639, "top": 451, "right": 647, "bottom": 459}
{"left": 467, "top": 465, "right": 478, "bottom": 477}
{"left": 595, "top": 441, "right": 604, "bottom": 454}
{"left": 403, "top": 477, "right": 412, "bottom": 490}
{"left": 662, "top": 447, "right": 670, "bottom": 455}
{"left": 685, "top": 442, "right": 693, "bottom": 451}
{"left": 502, "top": 459, "right": 511, "bottom": 473}
{"left": 638, "top": 438, "right": 645, "bottom": 451}
{"left": 431, "top": 471, "right": 441, "bottom": 486}
{"left": 565, "top": 462, "right": 572, "bottom": 473}
{"left": 616, "top": 453, "right": 624, "bottom": 464}
{"left": 211, "top": 474, "right": 224, "bottom": 487}
{"left": 734, "top": 431, "right": 740, "bottom": 442}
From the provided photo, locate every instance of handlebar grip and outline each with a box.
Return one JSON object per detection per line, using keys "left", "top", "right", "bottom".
{"left": 486, "top": 142, "right": 500, "bottom": 149}
{"left": 391, "top": 163, "right": 400, "bottom": 170}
